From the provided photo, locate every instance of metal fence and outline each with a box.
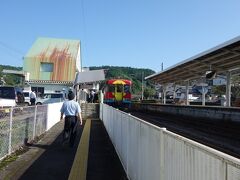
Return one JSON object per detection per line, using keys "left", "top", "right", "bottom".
{"left": 100, "top": 103, "right": 240, "bottom": 180}
{"left": 0, "top": 105, "right": 48, "bottom": 160}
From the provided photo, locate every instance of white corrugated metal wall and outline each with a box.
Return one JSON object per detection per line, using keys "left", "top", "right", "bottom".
{"left": 100, "top": 103, "right": 240, "bottom": 180}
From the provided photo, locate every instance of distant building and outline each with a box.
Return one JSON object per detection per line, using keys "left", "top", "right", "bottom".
{"left": 74, "top": 69, "right": 105, "bottom": 103}
{"left": 212, "top": 78, "right": 226, "bottom": 86}
{"left": 23, "top": 37, "right": 81, "bottom": 95}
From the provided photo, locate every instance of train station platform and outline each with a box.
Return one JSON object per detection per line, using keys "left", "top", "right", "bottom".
{"left": 0, "top": 119, "right": 128, "bottom": 180}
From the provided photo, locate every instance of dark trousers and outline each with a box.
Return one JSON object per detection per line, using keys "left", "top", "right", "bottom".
{"left": 63, "top": 116, "right": 78, "bottom": 147}
{"left": 30, "top": 98, "right": 36, "bottom": 105}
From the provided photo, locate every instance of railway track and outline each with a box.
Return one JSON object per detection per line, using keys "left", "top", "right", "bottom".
{"left": 130, "top": 111, "right": 240, "bottom": 159}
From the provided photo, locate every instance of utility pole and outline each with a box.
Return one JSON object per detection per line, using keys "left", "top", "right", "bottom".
{"left": 80, "top": 41, "right": 83, "bottom": 72}
{"left": 141, "top": 71, "right": 144, "bottom": 100}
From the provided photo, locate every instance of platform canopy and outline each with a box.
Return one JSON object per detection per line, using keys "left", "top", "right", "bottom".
{"left": 74, "top": 69, "right": 105, "bottom": 85}
{"left": 146, "top": 36, "right": 240, "bottom": 84}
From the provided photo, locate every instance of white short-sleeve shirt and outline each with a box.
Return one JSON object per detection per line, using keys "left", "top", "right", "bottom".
{"left": 60, "top": 100, "right": 81, "bottom": 116}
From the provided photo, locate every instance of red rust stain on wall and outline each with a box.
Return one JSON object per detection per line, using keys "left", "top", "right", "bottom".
{"left": 37, "top": 44, "right": 76, "bottom": 81}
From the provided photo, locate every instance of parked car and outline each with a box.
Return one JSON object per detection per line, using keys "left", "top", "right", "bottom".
{"left": 0, "top": 86, "right": 20, "bottom": 109}
{"left": 36, "top": 92, "right": 65, "bottom": 105}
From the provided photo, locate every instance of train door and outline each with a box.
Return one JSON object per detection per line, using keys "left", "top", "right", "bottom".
{"left": 114, "top": 84, "right": 123, "bottom": 101}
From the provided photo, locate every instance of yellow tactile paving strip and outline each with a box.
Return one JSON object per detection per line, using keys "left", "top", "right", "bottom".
{"left": 68, "top": 119, "right": 91, "bottom": 180}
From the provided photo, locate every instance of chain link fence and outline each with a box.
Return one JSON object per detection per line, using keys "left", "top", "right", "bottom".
{"left": 0, "top": 105, "right": 48, "bottom": 160}
{"left": 231, "top": 84, "right": 240, "bottom": 107}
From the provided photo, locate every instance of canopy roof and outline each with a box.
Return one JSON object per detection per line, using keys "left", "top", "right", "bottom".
{"left": 146, "top": 36, "right": 240, "bottom": 84}
{"left": 74, "top": 69, "right": 105, "bottom": 85}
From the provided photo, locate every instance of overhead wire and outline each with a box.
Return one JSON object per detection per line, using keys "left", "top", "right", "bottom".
{"left": 0, "top": 41, "right": 24, "bottom": 55}
{"left": 0, "top": 41, "right": 24, "bottom": 61}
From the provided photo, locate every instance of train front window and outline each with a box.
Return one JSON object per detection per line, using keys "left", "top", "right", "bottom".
{"left": 124, "top": 85, "right": 130, "bottom": 93}
{"left": 108, "top": 85, "right": 115, "bottom": 92}
{"left": 116, "top": 85, "right": 123, "bottom": 93}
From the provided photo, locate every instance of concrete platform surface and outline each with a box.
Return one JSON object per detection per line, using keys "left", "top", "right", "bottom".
{"left": 0, "top": 119, "right": 128, "bottom": 180}
{"left": 87, "top": 120, "right": 128, "bottom": 180}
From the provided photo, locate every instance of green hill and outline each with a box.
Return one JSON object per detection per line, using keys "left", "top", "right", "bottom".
{"left": 89, "top": 66, "right": 156, "bottom": 98}
{"left": 0, "top": 64, "right": 22, "bottom": 86}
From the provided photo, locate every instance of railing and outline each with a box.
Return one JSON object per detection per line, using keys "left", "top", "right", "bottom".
{"left": 100, "top": 103, "right": 240, "bottom": 180}
{"left": 0, "top": 103, "right": 63, "bottom": 160}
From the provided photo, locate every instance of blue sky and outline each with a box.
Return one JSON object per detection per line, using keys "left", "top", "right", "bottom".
{"left": 0, "top": 0, "right": 240, "bottom": 72}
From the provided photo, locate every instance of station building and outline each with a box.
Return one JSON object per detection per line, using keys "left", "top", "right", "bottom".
{"left": 23, "top": 37, "right": 81, "bottom": 96}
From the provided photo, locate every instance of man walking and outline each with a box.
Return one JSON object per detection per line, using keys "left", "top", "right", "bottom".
{"left": 30, "top": 91, "right": 36, "bottom": 105}
{"left": 60, "top": 91, "right": 82, "bottom": 147}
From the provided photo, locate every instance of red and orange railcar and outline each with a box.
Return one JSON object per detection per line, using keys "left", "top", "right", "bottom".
{"left": 103, "top": 79, "right": 132, "bottom": 108}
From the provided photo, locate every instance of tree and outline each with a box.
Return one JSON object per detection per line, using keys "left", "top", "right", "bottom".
{"left": 89, "top": 66, "right": 156, "bottom": 96}
{"left": 143, "top": 87, "right": 156, "bottom": 99}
